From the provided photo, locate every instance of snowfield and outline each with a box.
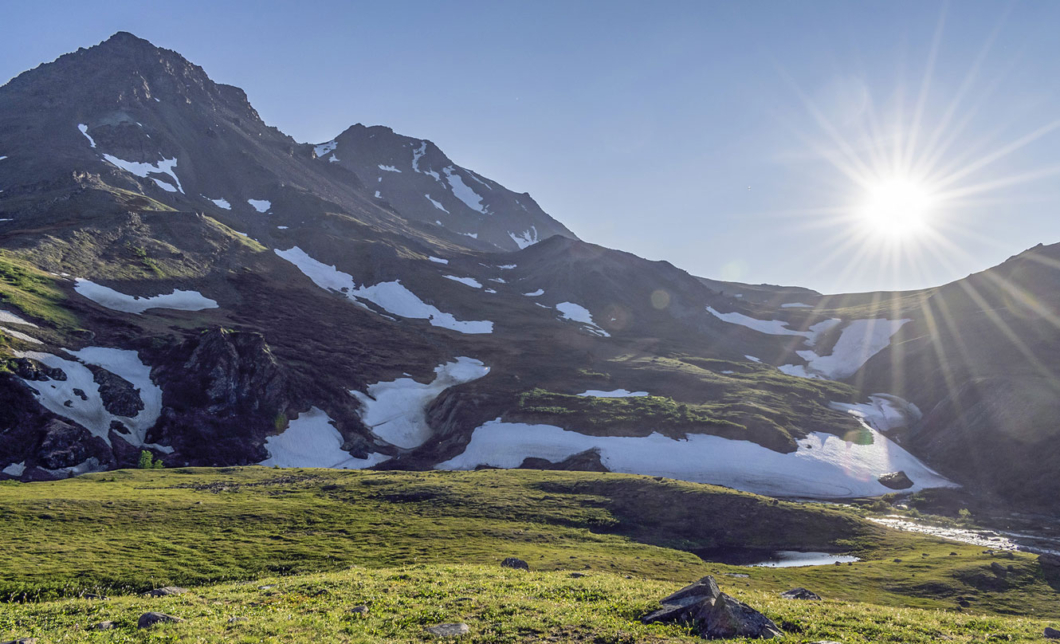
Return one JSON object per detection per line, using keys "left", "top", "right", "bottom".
{"left": 831, "top": 394, "right": 922, "bottom": 432}
{"left": 780, "top": 318, "right": 910, "bottom": 380}
{"left": 509, "top": 226, "right": 539, "bottom": 249}
{"left": 352, "top": 357, "right": 490, "bottom": 449}
{"left": 443, "top": 166, "right": 485, "bottom": 213}
{"left": 102, "top": 154, "right": 183, "bottom": 193}
{"left": 444, "top": 275, "right": 482, "bottom": 289}
{"left": 577, "top": 389, "right": 649, "bottom": 398}
{"left": 437, "top": 419, "right": 955, "bottom": 498}
{"left": 260, "top": 407, "right": 389, "bottom": 469}
{"left": 556, "top": 302, "right": 610, "bottom": 337}
{"left": 14, "top": 347, "right": 164, "bottom": 449}
{"left": 74, "top": 279, "right": 218, "bottom": 314}
{"left": 707, "top": 307, "right": 839, "bottom": 347}
{"left": 276, "top": 247, "right": 493, "bottom": 334}
{"left": 247, "top": 199, "right": 271, "bottom": 213}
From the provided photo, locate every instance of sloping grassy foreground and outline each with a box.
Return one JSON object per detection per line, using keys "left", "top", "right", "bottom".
{"left": 0, "top": 467, "right": 1057, "bottom": 641}
{"left": 2, "top": 565, "right": 1057, "bottom": 643}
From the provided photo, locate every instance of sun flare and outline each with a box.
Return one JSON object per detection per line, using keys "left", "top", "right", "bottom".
{"left": 859, "top": 178, "right": 935, "bottom": 238}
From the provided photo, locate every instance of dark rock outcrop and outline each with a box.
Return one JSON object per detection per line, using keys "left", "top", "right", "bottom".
{"left": 780, "top": 587, "right": 821, "bottom": 600}
{"left": 36, "top": 419, "right": 109, "bottom": 470}
{"left": 501, "top": 557, "right": 529, "bottom": 571}
{"left": 87, "top": 364, "right": 144, "bottom": 417}
{"left": 878, "top": 471, "right": 913, "bottom": 490}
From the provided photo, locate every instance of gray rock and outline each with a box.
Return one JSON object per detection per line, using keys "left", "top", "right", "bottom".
{"left": 350, "top": 605, "right": 369, "bottom": 615}
{"left": 145, "top": 586, "right": 188, "bottom": 596}
{"left": 780, "top": 587, "right": 821, "bottom": 600}
{"left": 641, "top": 575, "right": 722, "bottom": 625}
{"left": 878, "top": 471, "right": 914, "bottom": 490}
{"left": 425, "top": 623, "right": 469, "bottom": 637}
{"left": 700, "top": 593, "right": 783, "bottom": 640}
{"left": 92, "top": 621, "right": 116, "bottom": 630}
{"left": 138, "top": 612, "right": 184, "bottom": 628}
{"left": 228, "top": 617, "right": 248, "bottom": 623}
{"left": 501, "top": 557, "right": 529, "bottom": 570}
{"left": 1046, "top": 627, "right": 1060, "bottom": 639}
{"left": 569, "top": 572, "right": 586, "bottom": 578}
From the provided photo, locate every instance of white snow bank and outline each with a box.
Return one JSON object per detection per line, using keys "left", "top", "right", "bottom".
{"left": 437, "top": 419, "right": 954, "bottom": 498}
{"left": 103, "top": 154, "right": 183, "bottom": 193}
{"left": 510, "top": 227, "right": 539, "bottom": 249}
{"left": 524, "top": 289, "right": 544, "bottom": 297}
{"left": 781, "top": 302, "right": 814, "bottom": 308}
{"left": 0, "top": 326, "right": 42, "bottom": 344}
{"left": 745, "top": 355, "right": 761, "bottom": 363}
{"left": 153, "top": 178, "right": 178, "bottom": 192}
{"left": 247, "top": 199, "right": 271, "bottom": 213}
{"left": 78, "top": 124, "right": 96, "bottom": 148}
{"left": 74, "top": 279, "right": 218, "bottom": 315}
{"left": 0, "top": 310, "right": 38, "bottom": 328}
{"left": 276, "top": 247, "right": 493, "bottom": 334}
{"left": 443, "top": 166, "right": 485, "bottom": 213}
{"left": 428, "top": 256, "right": 449, "bottom": 265}
{"left": 444, "top": 275, "right": 482, "bottom": 289}
{"left": 260, "top": 407, "right": 389, "bottom": 469}
{"left": 556, "top": 302, "right": 610, "bottom": 337}
{"left": 378, "top": 164, "right": 401, "bottom": 173}
{"left": 707, "top": 307, "right": 839, "bottom": 347}
{"left": 2, "top": 462, "right": 25, "bottom": 477}
{"left": 15, "top": 347, "right": 163, "bottom": 448}
{"left": 425, "top": 194, "right": 449, "bottom": 213}
{"left": 314, "top": 141, "right": 337, "bottom": 158}
{"left": 577, "top": 389, "right": 649, "bottom": 398}
{"left": 780, "top": 318, "right": 910, "bottom": 380}
{"left": 352, "top": 357, "right": 489, "bottom": 449}
{"left": 209, "top": 198, "right": 231, "bottom": 210}
{"left": 831, "top": 394, "right": 922, "bottom": 432}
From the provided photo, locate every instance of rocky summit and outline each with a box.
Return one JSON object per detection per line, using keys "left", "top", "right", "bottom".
{"left": 1, "top": 32, "right": 1060, "bottom": 513}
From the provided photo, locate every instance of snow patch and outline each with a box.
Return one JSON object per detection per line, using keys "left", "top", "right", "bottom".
{"left": 781, "top": 302, "right": 814, "bottom": 308}
{"left": 556, "top": 302, "right": 610, "bottom": 337}
{"left": 378, "top": 164, "right": 401, "bottom": 173}
{"left": 0, "top": 310, "right": 38, "bottom": 328}
{"left": 209, "top": 198, "right": 231, "bottom": 210}
{"left": 77, "top": 123, "right": 96, "bottom": 148}
{"left": 831, "top": 394, "right": 922, "bottom": 432}
{"left": 0, "top": 326, "right": 42, "bottom": 344}
{"left": 444, "top": 275, "right": 482, "bottom": 289}
{"left": 425, "top": 194, "right": 449, "bottom": 213}
{"left": 498, "top": 264, "right": 517, "bottom": 270}
{"left": 438, "top": 419, "right": 954, "bottom": 498}
{"left": 314, "top": 141, "right": 337, "bottom": 158}
{"left": 443, "top": 166, "right": 485, "bottom": 213}
{"left": 260, "top": 407, "right": 389, "bottom": 469}
{"left": 779, "top": 319, "right": 910, "bottom": 380}
{"left": 744, "top": 355, "right": 761, "bottom": 363}
{"left": 428, "top": 256, "right": 449, "bottom": 265}
{"left": 707, "top": 307, "right": 839, "bottom": 347}
{"left": 74, "top": 279, "right": 218, "bottom": 315}
{"left": 276, "top": 247, "right": 493, "bottom": 334}
{"left": 577, "top": 389, "right": 649, "bottom": 398}
{"left": 152, "top": 178, "right": 177, "bottom": 192}
{"left": 523, "top": 289, "right": 544, "bottom": 297}
{"left": 102, "top": 154, "right": 184, "bottom": 194}
{"left": 352, "top": 357, "right": 489, "bottom": 449}
{"left": 461, "top": 232, "right": 478, "bottom": 239}
{"left": 2, "top": 462, "right": 25, "bottom": 477}
{"left": 489, "top": 278, "right": 506, "bottom": 284}
{"left": 484, "top": 288, "right": 497, "bottom": 294}
{"left": 277, "top": 225, "right": 289, "bottom": 230}
{"left": 374, "top": 191, "right": 382, "bottom": 199}
{"left": 247, "top": 199, "right": 271, "bottom": 213}
{"left": 509, "top": 227, "right": 539, "bottom": 249}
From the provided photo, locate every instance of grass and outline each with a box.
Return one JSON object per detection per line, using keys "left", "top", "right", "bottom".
{"left": 0, "top": 251, "right": 78, "bottom": 328}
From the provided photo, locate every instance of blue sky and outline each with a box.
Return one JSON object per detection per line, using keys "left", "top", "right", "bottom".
{"left": 3, "top": 0, "right": 1060, "bottom": 293}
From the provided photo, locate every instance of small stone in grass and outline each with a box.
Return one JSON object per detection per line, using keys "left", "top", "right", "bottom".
{"left": 145, "top": 586, "right": 187, "bottom": 597}
{"left": 426, "top": 623, "right": 469, "bottom": 637}
{"left": 501, "top": 557, "right": 529, "bottom": 570}
{"left": 350, "top": 605, "right": 369, "bottom": 615}
{"left": 92, "top": 621, "right": 116, "bottom": 630}
{"left": 138, "top": 612, "right": 184, "bottom": 628}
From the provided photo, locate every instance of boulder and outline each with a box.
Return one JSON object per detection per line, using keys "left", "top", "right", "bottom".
{"left": 1045, "top": 627, "right": 1060, "bottom": 639}
{"left": 780, "top": 587, "right": 821, "bottom": 600}
{"left": 350, "top": 605, "right": 369, "bottom": 615}
{"left": 877, "top": 471, "right": 914, "bottom": 490}
{"left": 501, "top": 557, "right": 529, "bottom": 570}
{"left": 87, "top": 364, "right": 144, "bottom": 417}
{"left": 425, "top": 623, "right": 469, "bottom": 637}
{"left": 641, "top": 575, "right": 721, "bottom": 625}
{"left": 92, "top": 621, "right": 116, "bottom": 630}
{"left": 138, "top": 612, "right": 184, "bottom": 628}
{"left": 145, "top": 586, "right": 188, "bottom": 597}
{"left": 700, "top": 593, "right": 783, "bottom": 640}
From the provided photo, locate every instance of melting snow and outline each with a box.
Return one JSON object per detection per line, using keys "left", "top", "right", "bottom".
{"left": 524, "top": 289, "right": 544, "bottom": 297}
{"left": 314, "top": 141, "right": 337, "bottom": 158}
{"left": 276, "top": 247, "right": 493, "bottom": 334}
{"left": 209, "top": 198, "right": 232, "bottom": 210}
{"left": 77, "top": 124, "right": 96, "bottom": 148}
{"left": 0, "top": 310, "right": 38, "bottom": 328}
{"left": 461, "top": 232, "right": 478, "bottom": 239}
{"left": 707, "top": 307, "right": 839, "bottom": 347}
{"left": 411, "top": 141, "right": 438, "bottom": 178}
{"left": 577, "top": 389, "right": 649, "bottom": 398}
{"left": 745, "top": 355, "right": 761, "bottom": 363}
{"left": 509, "top": 227, "right": 539, "bottom": 249}
{"left": 425, "top": 194, "right": 449, "bottom": 213}
{"left": 444, "top": 275, "right": 482, "bottom": 289}
{"left": 2, "top": 462, "right": 25, "bottom": 477}
{"left": 277, "top": 225, "right": 289, "bottom": 230}
{"left": 153, "top": 178, "right": 178, "bottom": 192}
{"left": 102, "top": 154, "right": 183, "bottom": 193}
{"left": 247, "top": 199, "right": 271, "bottom": 213}
{"left": 443, "top": 166, "right": 485, "bottom": 213}
{"left": 831, "top": 394, "right": 922, "bottom": 432}
{"left": 428, "top": 256, "right": 449, "bottom": 265}
{"left": 438, "top": 419, "right": 955, "bottom": 498}
{"left": 498, "top": 264, "right": 517, "bottom": 270}
{"left": 260, "top": 407, "right": 389, "bottom": 469}
{"left": 15, "top": 347, "right": 163, "bottom": 448}
{"left": 74, "top": 279, "right": 218, "bottom": 315}
{"left": 378, "top": 164, "right": 401, "bottom": 173}
{"left": 0, "top": 326, "right": 42, "bottom": 344}
{"left": 556, "top": 302, "right": 610, "bottom": 337}
{"left": 375, "top": 191, "right": 382, "bottom": 198}
{"left": 484, "top": 288, "right": 497, "bottom": 294}
{"left": 780, "top": 319, "right": 910, "bottom": 380}
{"left": 352, "top": 357, "right": 489, "bottom": 449}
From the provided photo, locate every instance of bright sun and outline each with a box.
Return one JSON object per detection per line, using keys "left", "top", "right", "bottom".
{"left": 860, "top": 178, "right": 935, "bottom": 238}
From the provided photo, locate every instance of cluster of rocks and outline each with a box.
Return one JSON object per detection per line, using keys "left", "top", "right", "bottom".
{"left": 641, "top": 575, "right": 783, "bottom": 639}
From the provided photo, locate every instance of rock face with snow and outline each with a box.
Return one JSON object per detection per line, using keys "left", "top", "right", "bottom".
{"left": 0, "top": 32, "right": 1056, "bottom": 511}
